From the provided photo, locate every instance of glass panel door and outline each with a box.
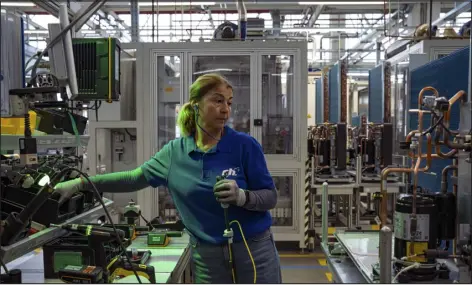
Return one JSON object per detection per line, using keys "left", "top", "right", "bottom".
{"left": 156, "top": 55, "right": 181, "bottom": 222}
{"left": 261, "top": 55, "right": 294, "bottom": 154}
{"left": 191, "top": 55, "right": 251, "bottom": 134}
{"left": 269, "top": 175, "right": 294, "bottom": 227}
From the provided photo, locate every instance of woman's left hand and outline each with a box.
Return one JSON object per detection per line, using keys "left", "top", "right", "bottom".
{"left": 213, "top": 179, "right": 247, "bottom": 206}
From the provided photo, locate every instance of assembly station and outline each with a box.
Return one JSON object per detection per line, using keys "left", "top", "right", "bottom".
{"left": 0, "top": 0, "right": 471, "bottom": 284}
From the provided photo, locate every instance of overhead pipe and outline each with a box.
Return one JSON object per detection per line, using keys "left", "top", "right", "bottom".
{"left": 236, "top": 0, "right": 247, "bottom": 41}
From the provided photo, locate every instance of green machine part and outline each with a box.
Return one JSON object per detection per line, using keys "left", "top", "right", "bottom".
{"left": 147, "top": 233, "right": 168, "bottom": 246}
{"left": 71, "top": 38, "right": 121, "bottom": 102}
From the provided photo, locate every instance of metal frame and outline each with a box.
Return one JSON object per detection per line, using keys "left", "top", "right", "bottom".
{"left": 134, "top": 41, "right": 307, "bottom": 246}
{"left": 337, "top": 60, "right": 342, "bottom": 123}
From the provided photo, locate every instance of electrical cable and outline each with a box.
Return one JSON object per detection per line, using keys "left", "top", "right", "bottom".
{"left": 65, "top": 168, "right": 143, "bottom": 284}
{"left": 229, "top": 220, "right": 257, "bottom": 284}
{"left": 29, "top": 1, "right": 105, "bottom": 84}
{"left": 139, "top": 213, "right": 155, "bottom": 230}
{"left": 125, "top": 129, "right": 137, "bottom": 141}
{"left": 421, "top": 114, "right": 444, "bottom": 136}
{"left": 392, "top": 262, "right": 421, "bottom": 283}
{"left": 129, "top": 199, "right": 155, "bottom": 230}
{"left": 194, "top": 106, "right": 222, "bottom": 142}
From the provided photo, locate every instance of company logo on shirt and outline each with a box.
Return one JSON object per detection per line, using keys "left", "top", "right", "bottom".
{"left": 222, "top": 167, "right": 240, "bottom": 177}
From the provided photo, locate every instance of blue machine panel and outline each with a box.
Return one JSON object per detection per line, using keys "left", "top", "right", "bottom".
{"left": 328, "top": 63, "right": 340, "bottom": 123}
{"left": 409, "top": 46, "right": 469, "bottom": 193}
{"left": 368, "top": 64, "right": 383, "bottom": 123}
{"left": 351, "top": 115, "right": 360, "bottom": 127}
{"left": 315, "top": 78, "right": 323, "bottom": 124}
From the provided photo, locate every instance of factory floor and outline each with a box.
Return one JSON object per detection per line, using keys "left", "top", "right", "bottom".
{"left": 277, "top": 243, "right": 332, "bottom": 283}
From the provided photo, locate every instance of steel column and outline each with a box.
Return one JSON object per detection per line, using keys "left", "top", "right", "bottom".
{"left": 130, "top": 0, "right": 140, "bottom": 42}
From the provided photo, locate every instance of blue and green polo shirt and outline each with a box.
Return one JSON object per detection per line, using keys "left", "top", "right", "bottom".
{"left": 141, "top": 126, "right": 275, "bottom": 244}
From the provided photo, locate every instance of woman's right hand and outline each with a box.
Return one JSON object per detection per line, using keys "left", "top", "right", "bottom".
{"left": 53, "top": 178, "right": 82, "bottom": 204}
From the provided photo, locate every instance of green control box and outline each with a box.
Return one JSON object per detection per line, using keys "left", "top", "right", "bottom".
{"left": 72, "top": 38, "right": 121, "bottom": 102}
{"left": 147, "top": 233, "right": 167, "bottom": 246}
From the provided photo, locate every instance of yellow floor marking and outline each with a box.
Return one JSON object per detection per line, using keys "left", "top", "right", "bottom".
{"left": 326, "top": 272, "right": 333, "bottom": 282}
{"left": 34, "top": 248, "right": 42, "bottom": 254}
{"left": 371, "top": 225, "right": 380, "bottom": 230}
{"left": 279, "top": 253, "right": 325, "bottom": 258}
{"left": 318, "top": 259, "right": 327, "bottom": 266}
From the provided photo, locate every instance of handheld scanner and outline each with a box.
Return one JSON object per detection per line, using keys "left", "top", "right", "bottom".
{"left": 216, "top": 175, "right": 229, "bottom": 208}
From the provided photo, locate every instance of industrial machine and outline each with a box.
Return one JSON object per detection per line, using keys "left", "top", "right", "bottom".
{"left": 308, "top": 123, "right": 352, "bottom": 184}
{"left": 321, "top": 42, "right": 472, "bottom": 284}
{"left": 351, "top": 122, "right": 399, "bottom": 183}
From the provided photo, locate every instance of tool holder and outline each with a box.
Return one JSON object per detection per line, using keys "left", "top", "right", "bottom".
{"left": 1, "top": 185, "right": 85, "bottom": 227}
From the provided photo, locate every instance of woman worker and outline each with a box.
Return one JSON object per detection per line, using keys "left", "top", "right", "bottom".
{"left": 54, "top": 73, "right": 282, "bottom": 284}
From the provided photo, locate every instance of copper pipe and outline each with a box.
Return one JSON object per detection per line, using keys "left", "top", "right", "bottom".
{"left": 448, "top": 90, "right": 466, "bottom": 107}
{"left": 379, "top": 167, "right": 415, "bottom": 227}
{"left": 412, "top": 111, "right": 425, "bottom": 217}
{"left": 418, "top": 133, "right": 433, "bottom": 172}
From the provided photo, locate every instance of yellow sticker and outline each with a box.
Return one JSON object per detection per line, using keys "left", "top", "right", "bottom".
{"left": 326, "top": 272, "right": 333, "bottom": 282}
{"left": 405, "top": 242, "right": 428, "bottom": 262}
{"left": 164, "top": 87, "right": 173, "bottom": 92}
{"left": 371, "top": 225, "right": 380, "bottom": 230}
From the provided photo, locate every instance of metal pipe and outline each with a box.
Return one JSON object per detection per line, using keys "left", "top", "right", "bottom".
{"left": 58, "top": 3, "right": 78, "bottom": 98}
{"left": 412, "top": 111, "right": 425, "bottom": 217}
{"left": 379, "top": 226, "right": 393, "bottom": 283}
{"left": 452, "top": 157, "right": 458, "bottom": 255}
{"left": 380, "top": 167, "right": 413, "bottom": 227}
{"left": 321, "top": 182, "right": 329, "bottom": 246}
{"left": 428, "top": 0, "right": 433, "bottom": 40}
{"left": 236, "top": 0, "right": 247, "bottom": 41}
{"left": 469, "top": 29, "right": 471, "bottom": 101}
{"left": 441, "top": 165, "right": 458, "bottom": 193}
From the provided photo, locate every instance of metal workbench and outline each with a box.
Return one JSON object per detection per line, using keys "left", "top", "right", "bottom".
{"left": 1, "top": 234, "right": 191, "bottom": 283}
{"left": 322, "top": 230, "right": 464, "bottom": 283}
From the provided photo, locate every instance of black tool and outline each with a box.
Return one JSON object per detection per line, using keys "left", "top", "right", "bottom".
{"left": 127, "top": 249, "right": 151, "bottom": 265}
{"left": 53, "top": 224, "right": 126, "bottom": 276}
{"left": 58, "top": 265, "right": 104, "bottom": 284}
{"left": 108, "top": 256, "right": 156, "bottom": 283}
{"left": 216, "top": 174, "right": 237, "bottom": 283}
{"left": 0, "top": 269, "right": 22, "bottom": 284}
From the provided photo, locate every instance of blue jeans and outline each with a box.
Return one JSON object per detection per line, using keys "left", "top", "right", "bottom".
{"left": 189, "top": 228, "right": 282, "bottom": 284}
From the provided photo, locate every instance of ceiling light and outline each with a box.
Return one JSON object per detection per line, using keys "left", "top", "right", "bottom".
{"left": 347, "top": 72, "right": 369, "bottom": 77}
{"left": 194, "top": 68, "right": 232, "bottom": 75}
{"left": 24, "top": 30, "right": 49, "bottom": 34}
{"left": 299, "top": 1, "right": 384, "bottom": 5}
{"left": 281, "top": 28, "right": 361, "bottom": 33}
{"left": 1, "top": 2, "right": 35, "bottom": 6}
{"left": 138, "top": 2, "right": 216, "bottom": 6}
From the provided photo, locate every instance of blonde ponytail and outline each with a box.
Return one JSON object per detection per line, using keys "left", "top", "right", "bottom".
{"left": 177, "top": 102, "right": 196, "bottom": 137}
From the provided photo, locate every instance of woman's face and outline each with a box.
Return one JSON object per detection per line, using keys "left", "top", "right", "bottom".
{"left": 198, "top": 84, "right": 233, "bottom": 131}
